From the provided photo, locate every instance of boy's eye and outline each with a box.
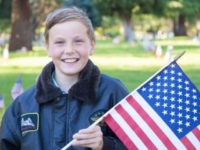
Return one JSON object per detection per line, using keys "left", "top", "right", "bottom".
{"left": 74, "top": 39, "right": 83, "bottom": 44}
{"left": 55, "top": 41, "right": 64, "bottom": 44}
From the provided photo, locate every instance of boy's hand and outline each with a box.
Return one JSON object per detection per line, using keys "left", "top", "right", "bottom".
{"left": 72, "top": 125, "right": 103, "bottom": 150}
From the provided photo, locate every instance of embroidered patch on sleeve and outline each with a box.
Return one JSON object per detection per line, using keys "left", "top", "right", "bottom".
{"left": 89, "top": 109, "right": 107, "bottom": 126}
{"left": 21, "top": 113, "right": 39, "bottom": 135}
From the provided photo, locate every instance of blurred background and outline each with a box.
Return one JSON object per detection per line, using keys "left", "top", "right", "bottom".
{"left": 0, "top": 0, "right": 200, "bottom": 119}
{"left": 1, "top": 0, "right": 200, "bottom": 51}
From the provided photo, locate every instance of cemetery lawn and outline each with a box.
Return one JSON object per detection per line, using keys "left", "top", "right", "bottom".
{"left": 0, "top": 36, "right": 200, "bottom": 122}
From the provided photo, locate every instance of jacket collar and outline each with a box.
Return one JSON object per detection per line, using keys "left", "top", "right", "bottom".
{"left": 35, "top": 60, "right": 101, "bottom": 104}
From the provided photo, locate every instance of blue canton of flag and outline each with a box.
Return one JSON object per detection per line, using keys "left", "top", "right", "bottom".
{"left": 137, "top": 61, "right": 200, "bottom": 148}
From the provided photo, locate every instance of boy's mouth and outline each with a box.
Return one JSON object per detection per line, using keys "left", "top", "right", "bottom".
{"left": 62, "top": 58, "right": 79, "bottom": 63}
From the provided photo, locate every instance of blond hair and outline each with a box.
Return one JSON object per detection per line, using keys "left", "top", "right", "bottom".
{"left": 44, "top": 7, "right": 95, "bottom": 43}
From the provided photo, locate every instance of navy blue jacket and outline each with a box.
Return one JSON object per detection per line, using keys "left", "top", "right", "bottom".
{"left": 0, "top": 60, "right": 129, "bottom": 150}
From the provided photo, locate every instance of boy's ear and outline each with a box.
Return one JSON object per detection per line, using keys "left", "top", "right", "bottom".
{"left": 45, "top": 42, "right": 51, "bottom": 57}
{"left": 89, "top": 40, "right": 96, "bottom": 55}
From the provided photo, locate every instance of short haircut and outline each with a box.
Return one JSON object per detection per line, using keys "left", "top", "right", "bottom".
{"left": 44, "top": 7, "right": 95, "bottom": 43}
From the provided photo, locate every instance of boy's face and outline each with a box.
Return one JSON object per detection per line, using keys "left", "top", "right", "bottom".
{"left": 46, "top": 21, "right": 95, "bottom": 78}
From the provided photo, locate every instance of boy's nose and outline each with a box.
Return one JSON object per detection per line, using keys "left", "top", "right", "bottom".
{"left": 64, "top": 44, "right": 74, "bottom": 53}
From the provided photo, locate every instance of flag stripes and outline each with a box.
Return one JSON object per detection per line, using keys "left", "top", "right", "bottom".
{"left": 116, "top": 104, "right": 157, "bottom": 150}
{"left": 181, "top": 136, "right": 195, "bottom": 149}
{"left": 126, "top": 94, "right": 175, "bottom": 149}
{"left": 131, "top": 91, "right": 189, "bottom": 149}
{"left": 183, "top": 126, "right": 200, "bottom": 149}
{"left": 104, "top": 91, "right": 194, "bottom": 149}
{"left": 104, "top": 110, "right": 139, "bottom": 150}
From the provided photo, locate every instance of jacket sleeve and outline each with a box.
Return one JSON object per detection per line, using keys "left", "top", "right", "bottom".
{"left": 0, "top": 101, "right": 21, "bottom": 150}
{"left": 103, "top": 136, "right": 127, "bottom": 150}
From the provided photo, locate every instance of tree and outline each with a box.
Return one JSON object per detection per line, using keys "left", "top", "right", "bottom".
{"left": 8, "top": 0, "right": 63, "bottom": 51}
{"left": 30, "top": 0, "right": 61, "bottom": 41}
{"left": 64, "top": 0, "right": 101, "bottom": 27}
{"left": 9, "top": 0, "right": 32, "bottom": 51}
{"left": 0, "top": 0, "right": 11, "bottom": 19}
{"left": 93, "top": 0, "right": 167, "bottom": 42}
{"left": 165, "top": 0, "right": 200, "bottom": 36}
{"left": 0, "top": 0, "right": 11, "bottom": 34}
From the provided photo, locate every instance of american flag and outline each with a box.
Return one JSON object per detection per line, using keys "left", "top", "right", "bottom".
{"left": 103, "top": 61, "right": 200, "bottom": 150}
{"left": 11, "top": 76, "right": 24, "bottom": 100}
{"left": 0, "top": 94, "right": 5, "bottom": 108}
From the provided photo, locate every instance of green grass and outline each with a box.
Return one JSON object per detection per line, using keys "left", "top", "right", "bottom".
{"left": 0, "top": 36, "right": 200, "bottom": 122}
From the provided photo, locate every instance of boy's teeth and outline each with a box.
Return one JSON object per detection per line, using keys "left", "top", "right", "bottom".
{"left": 64, "top": 58, "right": 77, "bottom": 63}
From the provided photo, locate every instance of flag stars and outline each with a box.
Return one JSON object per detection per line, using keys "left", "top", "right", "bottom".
{"left": 192, "top": 102, "right": 197, "bottom": 107}
{"left": 162, "top": 110, "right": 168, "bottom": 115}
{"left": 170, "top": 119, "right": 175, "bottom": 124}
{"left": 177, "top": 84, "right": 182, "bottom": 89}
{"left": 170, "top": 90, "right": 175, "bottom": 95}
{"left": 192, "top": 89, "right": 197, "bottom": 93}
{"left": 192, "top": 109, "right": 197, "bottom": 114}
{"left": 185, "top": 86, "right": 189, "bottom": 91}
{"left": 149, "top": 88, "right": 153, "bottom": 92}
{"left": 163, "top": 83, "right": 168, "bottom": 87}
{"left": 170, "top": 70, "right": 175, "bottom": 74}
{"left": 155, "top": 102, "right": 160, "bottom": 107}
{"left": 170, "top": 111, "right": 175, "bottom": 116}
{"left": 192, "top": 116, "right": 198, "bottom": 121}
{"left": 163, "top": 89, "right": 168, "bottom": 94}
{"left": 163, "top": 76, "right": 168, "bottom": 80}
{"left": 178, "top": 98, "right": 183, "bottom": 103}
{"left": 170, "top": 83, "right": 175, "bottom": 88}
{"left": 141, "top": 87, "right": 146, "bottom": 91}
{"left": 170, "top": 64, "right": 175, "bottom": 68}
{"left": 155, "top": 95, "right": 160, "bottom": 100}
{"left": 170, "top": 97, "right": 175, "bottom": 102}
{"left": 163, "top": 96, "right": 168, "bottom": 101}
{"left": 149, "top": 82, "right": 154, "bottom": 86}
{"left": 177, "top": 105, "right": 182, "bottom": 110}
{"left": 148, "top": 94, "right": 153, "bottom": 99}
{"left": 177, "top": 128, "right": 183, "bottom": 133}
{"left": 137, "top": 62, "right": 200, "bottom": 138}
{"left": 156, "top": 76, "right": 161, "bottom": 80}
{"left": 185, "top": 100, "right": 190, "bottom": 105}
{"left": 185, "top": 114, "right": 190, "bottom": 120}
{"left": 170, "top": 104, "right": 175, "bottom": 109}
{"left": 163, "top": 70, "right": 168, "bottom": 74}
{"left": 156, "top": 82, "right": 161, "bottom": 87}
{"left": 185, "top": 122, "right": 190, "bottom": 127}
{"left": 178, "top": 72, "right": 182, "bottom": 76}
{"left": 170, "top": 76, "right": 175, "bottom": 81}
{"left": 192, "top": 95, "right": 197, "bottom": 99}
{"left": 163, "top": 103, "right": 168, "bottom": 108}
{"left": 177, "top": 113, "right": 183, "bottom": 118}
{"left": 185, "top": 93, "right": 190, "bottom": 98}
{"left": 177, "top": 120, "right": 183, "bottom": 125}
{"left": 184, "top": 80, "right": 189, "bottom": 85}
{"left": 185, "top": 107, "right": 190, "bottom": 112}
{"left": 178, "top": 78, "right": 182, "bottom": 82}
{"left": 178, "top": 91, "right": 182, "bottom": 96}
{"left": 156, "top": 89, "right": 161, "bottom": 93}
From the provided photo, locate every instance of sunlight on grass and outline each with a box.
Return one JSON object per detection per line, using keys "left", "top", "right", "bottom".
{"left": 0, "top": 37, "right": 200, "bottom": 122}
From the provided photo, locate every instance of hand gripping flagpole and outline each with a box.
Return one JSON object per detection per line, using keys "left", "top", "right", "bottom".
{"left": 61, "top": 51, "right": 185, "bottom": 150}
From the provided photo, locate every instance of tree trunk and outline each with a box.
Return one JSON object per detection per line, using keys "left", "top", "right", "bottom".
{"left": 9, "top": 0, "right": 32, "bottom": 51}
{"left": 173, "top": 14, "right": 187, "bottom": 36}
{"left": 121, "top": 17, "right": 134, "bottom": 43}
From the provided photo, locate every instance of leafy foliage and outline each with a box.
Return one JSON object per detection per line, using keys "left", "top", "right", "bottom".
{"left": 64, "top": 0, "right": 101, "bottom": 27}
{"left": 0, "top": 0, "right": 11, "bottom": 19}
